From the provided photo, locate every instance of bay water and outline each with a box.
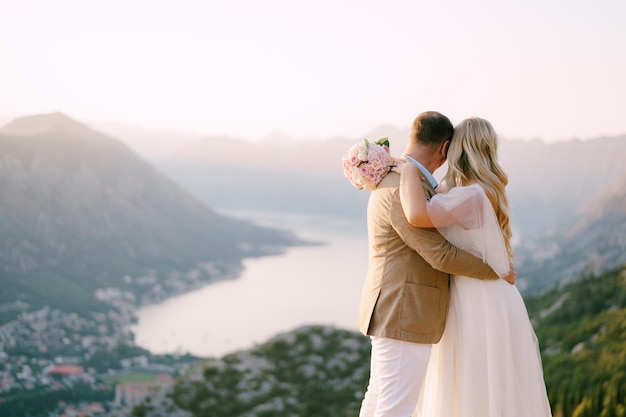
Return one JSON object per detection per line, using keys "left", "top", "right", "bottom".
{"left": 131, "top": 210, "right": 369, "bottom": 358}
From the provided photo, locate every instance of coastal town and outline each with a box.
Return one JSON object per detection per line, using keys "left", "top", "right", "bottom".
{"left": 0, "top": 285, "right": 205, "bottom": 417}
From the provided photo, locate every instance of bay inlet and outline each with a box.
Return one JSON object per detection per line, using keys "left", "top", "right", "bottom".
{"left": 131, "top": 211, "right": 369, "bottom": 358}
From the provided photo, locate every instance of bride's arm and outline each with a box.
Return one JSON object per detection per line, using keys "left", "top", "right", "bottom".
{"left": 399, "top": 163, "right": 435, "bottom": 227}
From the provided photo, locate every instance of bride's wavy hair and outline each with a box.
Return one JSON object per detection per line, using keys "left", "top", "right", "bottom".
{"left": 443, "top": 117, "right": 513, "bottom": 262}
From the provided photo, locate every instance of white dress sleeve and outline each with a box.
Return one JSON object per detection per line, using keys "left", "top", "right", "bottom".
{"left": 426, "top": 184, "right": 510, "bottom": 278}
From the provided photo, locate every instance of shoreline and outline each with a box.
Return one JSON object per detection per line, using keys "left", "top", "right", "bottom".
{"left": 130, "top": 213, "right": 368, "bottom": 358}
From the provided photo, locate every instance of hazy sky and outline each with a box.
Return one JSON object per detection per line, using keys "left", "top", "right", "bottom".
{"left": 1, "top": 0, "right": 625, "bottom": 142}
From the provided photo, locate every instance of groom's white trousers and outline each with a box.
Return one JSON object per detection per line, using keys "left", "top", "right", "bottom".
{"left": 359, "top": 336, "right": 432, "bottom": 417}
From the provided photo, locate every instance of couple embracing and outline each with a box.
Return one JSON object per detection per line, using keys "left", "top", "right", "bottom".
{"left": 355, "top": 111, "right": 552, "bottom": 417}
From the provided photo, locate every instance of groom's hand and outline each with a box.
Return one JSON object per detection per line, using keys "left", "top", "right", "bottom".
{"left": 503, "top": 266, "right": 516, "bottom": 285}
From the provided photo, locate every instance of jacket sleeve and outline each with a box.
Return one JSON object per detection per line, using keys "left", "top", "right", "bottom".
{"left": 390, "top": 190, "right": 499, "bottom": 280}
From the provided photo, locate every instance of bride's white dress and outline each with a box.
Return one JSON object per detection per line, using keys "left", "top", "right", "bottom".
{"left": 415, "top": 183, "right": 552, "bottom": 417}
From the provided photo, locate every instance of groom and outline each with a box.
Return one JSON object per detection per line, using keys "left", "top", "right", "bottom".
{"left": 357, "top": 111, "right": 513, "bottom": 416}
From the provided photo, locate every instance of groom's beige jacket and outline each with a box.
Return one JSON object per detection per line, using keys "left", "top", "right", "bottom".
{"left": 358, "top": 172, "right": 498, "bottom": 344}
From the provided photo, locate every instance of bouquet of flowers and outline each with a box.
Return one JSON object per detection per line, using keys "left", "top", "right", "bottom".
{"left": 342, "top": 138, "right": 396, "bottom": 190}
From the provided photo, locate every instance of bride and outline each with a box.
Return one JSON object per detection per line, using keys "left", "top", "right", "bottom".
{"left": 399, "top": 117, "right": 552, "bottom": 417}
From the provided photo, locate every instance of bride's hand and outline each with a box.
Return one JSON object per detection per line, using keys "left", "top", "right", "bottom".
{"left": 390, "top": 158, "right": 406, "bottom": 174}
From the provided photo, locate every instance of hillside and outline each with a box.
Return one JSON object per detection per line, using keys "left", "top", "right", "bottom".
{"left": 122, "top": 264, "right": 626, "bottom": 417}
{"left": 121, "top": 326, "right": 371, "bottom": 417}
{"left": 499, "top": 136, "right": 626, "bottom": 236}
{"left": 0, "top": 113, "right": 302, "bottom": 321}
{"left": 516, "top": 174, "right": 626, "bottom": 293}
{"left": 525, "top": 265, "right": 626, "bottom": 417}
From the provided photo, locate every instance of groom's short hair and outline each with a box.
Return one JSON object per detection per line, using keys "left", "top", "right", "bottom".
{"left": 410, "top": 111, "right": 453, "bottom": 147}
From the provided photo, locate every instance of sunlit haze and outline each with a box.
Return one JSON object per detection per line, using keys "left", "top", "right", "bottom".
{"left": 1, "top": 0, "right": 625, "bottom": 142}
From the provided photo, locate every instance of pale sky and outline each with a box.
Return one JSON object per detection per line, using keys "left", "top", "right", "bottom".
{"left": 1, "top": 0, "right": 625, "bottom": 142}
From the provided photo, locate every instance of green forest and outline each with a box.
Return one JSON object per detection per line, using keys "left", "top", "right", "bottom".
{"left": 526, "top": 265, "right": 626, "bottom": 417}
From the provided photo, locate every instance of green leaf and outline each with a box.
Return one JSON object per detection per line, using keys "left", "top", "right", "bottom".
{"left": 375, "top": 138, "right": 389, "bottom": 148}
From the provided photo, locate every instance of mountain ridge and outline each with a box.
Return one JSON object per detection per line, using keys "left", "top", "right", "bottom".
{"left": 515, "top": 174, "right": 626, "bottom": 293}
{"left": 0, "top": 112, "right": 303, "bottom": 320}
{"left": 2, "top": 112, "right": 624, "bottom": 296}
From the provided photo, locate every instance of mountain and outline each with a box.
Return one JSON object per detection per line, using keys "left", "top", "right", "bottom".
{"left": 499, "top": 136, "right": 626, "bottom": 236}
{"left": 0, "top": 112, "right": 302, "bottom": 321}
{"left": 122, "top": 264, "right": 626, "bottom": 417}
{"left": 158, "top": 128, "right": 626, "bottom": 230}
{"left": 156, "top": 134, "right": 372, "bottom": 217}
{"left": 516, "top": 174, "right": 626, "bottom": 293}
{"left": 154, "top": 126, "right": 411, "bottom": 219}
{"left": 53, "top": 118, "right": 626, "bottom": 294}
{"left": 87, "top": 120, "right": 205, "bottom": 162}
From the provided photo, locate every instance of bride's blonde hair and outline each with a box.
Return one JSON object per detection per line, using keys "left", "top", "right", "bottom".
{"left": 443, "top": 117, "right": 513, "bottom": 262}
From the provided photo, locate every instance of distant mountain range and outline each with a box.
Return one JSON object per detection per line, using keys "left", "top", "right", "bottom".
{"left": 0, "top": 113, "right": 302, "bottom": 321}
{"left": 2, "top": 112, "right": 623, "bottom": 307}
{"left": 152, "top": 126, "right": 626, "bottom": 229}
{"left": 148, "top": 126, "right": 626, "bottom": 293}
{"left": 87, "top": 120, "right": 206, "bottom": 162}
